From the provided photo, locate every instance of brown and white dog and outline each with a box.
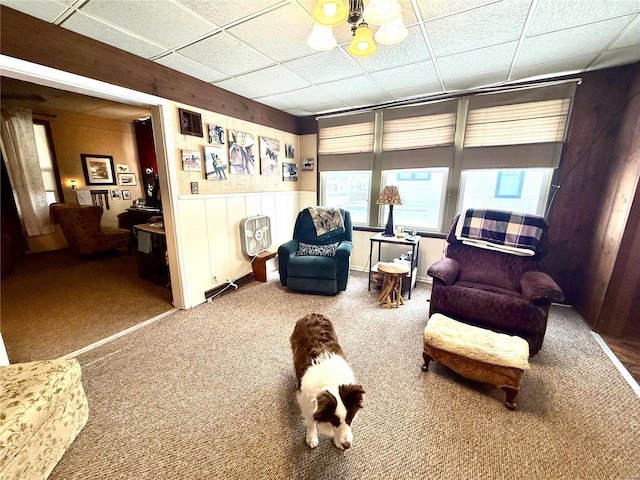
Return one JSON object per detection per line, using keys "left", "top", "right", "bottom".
{"left": 290, "top": 313, "right": 365, "bottom": 450}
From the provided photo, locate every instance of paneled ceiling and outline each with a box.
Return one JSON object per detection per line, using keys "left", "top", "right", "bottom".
{"left": 2, "top": 0, "right": 640, "bottom": 118}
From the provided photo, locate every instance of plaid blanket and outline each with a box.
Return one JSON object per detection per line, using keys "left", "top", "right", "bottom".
{"left": 307, "top": 206, "right": 345, "bottom": 240}
{"left": 455, "top": 209, "right": 546, "bottom": 256}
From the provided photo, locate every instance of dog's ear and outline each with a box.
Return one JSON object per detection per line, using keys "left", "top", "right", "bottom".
{"left": 340, "top": 384, "right": 365, "bottom": 425}
{"left": 313, "top": 391, "right": 339, "bottom": 425}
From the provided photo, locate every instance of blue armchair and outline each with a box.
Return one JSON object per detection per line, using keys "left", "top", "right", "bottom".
{"left": 278, "top": 208, "right": 353, "bottom": 295}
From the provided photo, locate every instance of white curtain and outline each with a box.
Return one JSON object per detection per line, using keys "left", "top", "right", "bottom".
{"left": 0, "top": 108, "right": 55, "bottom": 236}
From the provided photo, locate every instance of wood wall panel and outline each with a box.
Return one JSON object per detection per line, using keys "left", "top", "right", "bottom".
{"left": 546, "top": 62, "right": 640, "bottom": 340}
{"left": 0, "top": 6, "right": 300, "bottom": 135}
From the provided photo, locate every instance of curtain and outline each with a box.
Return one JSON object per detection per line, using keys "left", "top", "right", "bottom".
{"left": 0, "top": 109, "right": 55, "bottom": 236}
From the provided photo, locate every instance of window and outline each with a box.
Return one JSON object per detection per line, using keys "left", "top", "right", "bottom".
{"left": 33, "top": 122, "right": 62, "bottom": 205}
{"left": 321, "top": 171, "right": 371, "bottom": 225}
{"left": 458, "top": 168, "right": 552, "bottom": 216}
{"left": 381, "top": 168, "right": 448, "bottom": 231}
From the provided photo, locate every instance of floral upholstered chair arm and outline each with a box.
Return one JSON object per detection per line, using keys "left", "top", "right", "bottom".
{"left": 520, "top": 271, "right": 564, "bottom": 303}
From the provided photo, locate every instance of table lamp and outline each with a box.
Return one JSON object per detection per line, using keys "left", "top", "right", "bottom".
{"left": 376, "top": 185, "right": 403, "bottom": 237}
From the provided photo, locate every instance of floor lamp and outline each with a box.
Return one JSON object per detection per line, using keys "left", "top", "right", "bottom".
{"left": 376, "top": 185, "right": 403, "bottom": 237}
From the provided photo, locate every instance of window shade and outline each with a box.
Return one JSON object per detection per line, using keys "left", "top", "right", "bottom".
{"left": 464, "top": 98, "right": 571, "bottom": 147}
{"left": 318, "top": 122, "right": 374, "bottom": 154}
{"left": 383, "top": 112, "right": 456, "bottom": 151}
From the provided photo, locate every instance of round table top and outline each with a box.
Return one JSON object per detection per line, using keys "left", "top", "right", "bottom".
{"left": 377, "top": 262, "right": 410, "bottom": 275}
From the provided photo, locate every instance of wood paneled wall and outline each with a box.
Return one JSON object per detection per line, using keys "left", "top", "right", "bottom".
{"left": 0, "top": 6, "right": 300, "bottom": 135}
{"left": 546, "top": 62, "right": 640, "bottom": 339}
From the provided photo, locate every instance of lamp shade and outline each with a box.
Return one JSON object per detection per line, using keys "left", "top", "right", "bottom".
{"left": 347, "top": 23, "right": 377, "bottom": 57}
{"left": 374, "top": 14, "right": 408, "bottom": 45}
{"left": 363, "top": 0, "right": 401, "bottom": 25}
{"left": 307, "top": 23, "right": 338, "bottom": 51}
{"left": 312, "top": 0, "right": 348, "bottom": 27}
{"left": 376, "top": 185, "right": 403, "bottom": 205}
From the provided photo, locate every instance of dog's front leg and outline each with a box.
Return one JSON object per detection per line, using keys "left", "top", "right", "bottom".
{"left": 305, "top": 418, "right": 319, "bottom": 448}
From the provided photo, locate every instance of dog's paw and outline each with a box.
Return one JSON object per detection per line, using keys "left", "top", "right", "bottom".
{"left": 306, "top": 435, "right": 319, "bottom": 448}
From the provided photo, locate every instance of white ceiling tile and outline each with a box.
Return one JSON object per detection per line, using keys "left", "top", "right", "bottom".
{"left": 213, "top": 78, "right": 269, "bottom": 100}
{"left": 79, "top": 0, "right": 215, "bottom": 49}
{"left": 426, "top": 0, "right": 530, "bottom": 57}
{"left": 62, "top": 12, "right": 166, "bottom": 59}
{"left": 275, "top": 86, "right": 342, "bottom": 107}
{"left": 527, "top": 0, "right": 640, "bottom": 36}
{"left": 174, "top": 0, "right": 282, "bottom": 27}
{"left": 347, "top": 26, "right": 430, "bottom": 72}
{"left": 178, "top": 31, "right": 274, "bottom": 77}
{"left": 317, "top": 76, "right": 389, "bottom": 104}
{"left": 234, "top": 65, "right": 311, "bottom": 96}
{"left": 386, "top": 82, "right": 445, "bottom": 101}
{"left": 510, "top": 54, "right": 595, "bottom": 82}
{"left": 416, "top": 0, "right": 500, "bottom": 21}
{"left": 437, "top": 42, "right": 518, "bottom": 82}
{"left": 227, "top": 4, "right": 314, "bottom": 62}
{"left": 282, "top": 50, "right": 364, "bottom": 85}
{"left": 444, "top": 70, "right": 509, "bottom": 91}
{"left": 590, "top": 45, "right": 640, "bottom": 70}
{"left": 1, "top": 0, "right": 70, "bottom": 22}
{"left": 252, "top": 95, "right": 297, "bottom": 111}
{"left": 369, "top": 61, "right": 440, "bottom": 91}
{"left": 517, "top": 16, "right": 637, "bottom": 67}
{"left": 611, "top": 16, "right": 640, "bottom": 49}
{"left": 154, "top": 53, "right": 226, "bottom": 83}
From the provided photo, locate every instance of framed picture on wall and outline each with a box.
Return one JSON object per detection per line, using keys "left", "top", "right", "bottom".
{"left": 259, "top": 136, "right": 279, "bottom": 175}
{"left": 81, "top": 154, "right": 116, "bottom": 185}
{"left": 302, "top": 157, "right": 314, "bottom": 170}
{"left": 182, "top": 150, "right": 202, "bottom": 172}
{"left": 122, "top": 190, "right": 131, "bottom": 200}
{"left": 119, "top": 173, "right": 137, "bottom": 186}
{"left": 283, "top": 162, "right": 298, "bottom": 182}
{"left": 179, "top": 108, "right": 203, "bottom": 137}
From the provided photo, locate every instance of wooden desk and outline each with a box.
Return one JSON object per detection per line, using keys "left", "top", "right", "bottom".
{"left": 133, "top": 223, "right": 169, "bottom": 287}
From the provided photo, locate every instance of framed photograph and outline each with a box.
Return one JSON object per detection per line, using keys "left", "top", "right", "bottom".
{"left": 191, "top": 181, "right": 199, "bottom": 194}
{"left": 208, "top": 124, "right": 225, "bottom": 145}
{"left": 119, "top": 173, "right": 137, "bottom": 186}
{"left": 110, "top": 189, "right": 121, "bottom": 200}
{"left": 259, "top": 136, "right": 280, "bottom": 175}
{"left": 285, "top": 144, "right": 295, "bottom": 158}
{"left": 81, "top": 154, "right": 116, "bottom": 185}
{"left": 182, "top": 150, "right": 202, "bottom": 172}
{"left": 302, "top": 157, "right": 314, "bottom": 170}
{"left": 283, "top": 162, "right": 298, "bottom": 182}
{"left": 115, "top": 163, "right": 129, "bottom": 174}
{"left": 204, "top": 145, "right": 228, "bottom": 181}
{"left": 122, "top": 190, "right": 131, "bottom": 200}
{"left": 179, "top": 108, "right": 203, "bottom": 137}
{"left": 228, "top": 130, "right": 257, "bottom": 175}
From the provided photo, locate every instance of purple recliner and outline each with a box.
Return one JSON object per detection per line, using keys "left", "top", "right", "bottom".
{"left": 427, "top": 214, "right": 564, "bottom": 356}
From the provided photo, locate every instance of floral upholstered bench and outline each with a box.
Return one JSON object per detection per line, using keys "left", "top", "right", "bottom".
{"left": 0, "top": 358, "right": 89, "bottom": 479}
{"left": 422, "top": 314, "right": 530, "bottom": 410}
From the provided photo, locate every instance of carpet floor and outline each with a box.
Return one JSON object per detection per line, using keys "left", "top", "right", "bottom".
{"left": 48, "top": 271, "right": 639, "bottom": 479}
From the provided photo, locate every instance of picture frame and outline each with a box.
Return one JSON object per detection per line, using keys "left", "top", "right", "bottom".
{"left": 191, "top": 182, "right": 199, "bottom": 194}
{"left": 228, "top": 130, "right": 257, "bottom": 175}
{"left": 118, "top": 173, "right": 137, "bottom": 186}
{"left": 259, "top": 136, "right": 280, "bottom": 175}
{"left": 81, "top": 154, "right": 116, "bottom": 185}
{"left": 115, "top": 163, "right": 129, "bottom": 173}
{"left": 122, "top": 190, "right": 131, "bottom": 200}
{"left": 179, "top": 108, "right": 203, "bottom": 137}
{"left": 302, "top": 157, "right": 314, "bottom": 170}
{"left": 182, "top": 150, "right": 202, "bottom": 172}
{"left": 285, "top": 144, "right": 295, "bottom": 158}
{"left": 110, "top": 189, "right": 121, "bottom": 200}
{"left": 208, "top": 124, "right": 225, "bottom": 145}
{"left": 283, "top": 162, "right": 298, "bottom": 182}
{"left": 204, "top": 145, "right": 228, "bottom": 181}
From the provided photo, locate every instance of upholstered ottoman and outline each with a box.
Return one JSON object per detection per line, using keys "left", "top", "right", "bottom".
{"left": 422, "top": 314, "right": 530, "bottom": 410}
{"left": 0, "top": 358, "right": 89, "bottom": 479}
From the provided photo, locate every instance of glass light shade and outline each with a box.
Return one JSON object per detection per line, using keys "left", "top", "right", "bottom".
{"left": 347, "top": 24, "right": 377, "bottom": 57}
{"left": 307, "top": 24, "right": 337, "bottom": 51}
{"left": 312, "top": 0, "right": 348, "bottom": 27}
{"left": 374, "top": 15, "right": 408, "bottom": 45}
{"left": 363, "top": 0, "right": 401, "bottom": 25}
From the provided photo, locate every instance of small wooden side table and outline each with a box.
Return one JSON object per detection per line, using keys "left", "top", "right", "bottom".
{"left": 252, "top": 251, "right": 277, "bottom": 282}
{"left": 377, "top": 262, "right": 410, "bottom": 308}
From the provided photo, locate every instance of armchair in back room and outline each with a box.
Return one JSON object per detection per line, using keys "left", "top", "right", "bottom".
{"left": 50, "top": 203, "right": 130, "bottom": 255}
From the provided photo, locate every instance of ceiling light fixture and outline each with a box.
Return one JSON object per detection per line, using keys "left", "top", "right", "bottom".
{"left": 307, "top": 0, "right": 407, "bottom": 58}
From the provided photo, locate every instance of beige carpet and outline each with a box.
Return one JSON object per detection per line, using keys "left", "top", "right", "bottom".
{"left": 45, "top": 271, "right": 639, "bottom": 479}
{"left": 0, "top": 249, "right": 174, "bottom": 362}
